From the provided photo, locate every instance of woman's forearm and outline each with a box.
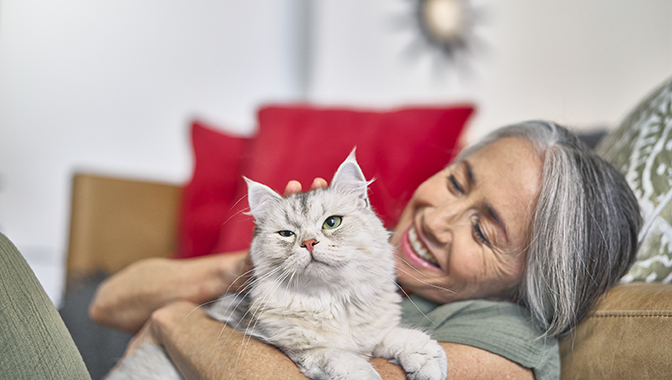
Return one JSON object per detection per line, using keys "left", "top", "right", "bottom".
{"left": 152, "top": 302, "right": 307, "bottom": 380}
{"left": 90, "top": 251, "right": 249, "bottom": 333}
{"left": 148, "top": 302, "right": 533, "bottom": 380}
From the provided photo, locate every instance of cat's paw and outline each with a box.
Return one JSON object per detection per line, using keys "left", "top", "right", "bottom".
{"left": 294, "top": 348, "right": 382, "bottom": 380}
{"left": 374, "top": 327, "right": 448, "bottom": 380}
{"left": 396, "top": 339, "right": 447, "bottom": 380}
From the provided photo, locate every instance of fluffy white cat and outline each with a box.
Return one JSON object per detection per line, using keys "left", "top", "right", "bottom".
{"left": 107, "top": 150, "right": 448, "bottom": 380}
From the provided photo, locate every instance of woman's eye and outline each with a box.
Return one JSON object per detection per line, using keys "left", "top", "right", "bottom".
{"left": 448, "top": 175, "right": 464, "bottom": 194}
{"left": 322, "top": 216, "right": 343, "bottom": 230}
{"left": 472, "top": 219, "right": 489, "bottom": 245}
{"left": 278, "top": 230, "right": 295, "bottom": 237}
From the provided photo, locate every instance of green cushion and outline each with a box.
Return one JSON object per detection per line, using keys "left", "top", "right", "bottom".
{"left": 597, "top": 76, "right": 672, "bottom": 283}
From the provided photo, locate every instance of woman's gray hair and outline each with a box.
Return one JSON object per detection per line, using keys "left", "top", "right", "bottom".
{"left": 460, "top": 121, "right": 641, "bottom": 337}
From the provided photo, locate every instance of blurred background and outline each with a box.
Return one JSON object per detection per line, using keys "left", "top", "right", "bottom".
{"left": 0, "top": 0, "right": 670, "bottom": 306}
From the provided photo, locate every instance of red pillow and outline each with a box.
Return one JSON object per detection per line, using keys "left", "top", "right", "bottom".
{"left": 212, "top": 104, "right": 475, "bottom": 254}
{"left": 177, "top": 120, "right": 250, "bottom": 258}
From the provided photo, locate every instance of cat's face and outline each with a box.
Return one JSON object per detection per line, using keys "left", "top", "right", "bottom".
{"left": 246, "top": 151, "right": 394, "bottom": 288}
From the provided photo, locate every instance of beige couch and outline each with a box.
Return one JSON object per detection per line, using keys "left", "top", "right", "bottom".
{"left": 65, "top": 172, "right": 672, "bottom": 379}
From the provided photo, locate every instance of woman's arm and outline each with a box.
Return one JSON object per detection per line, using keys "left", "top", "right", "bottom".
{"left": 90, "top": 251, "right": 251, "bottom": 333}
{"left": 140, "top": 302, "right": 534, "bottom": 380}
{"left": 371, "top": 344, "right": 533, "bottom": 380}
{"left": 145, "top": 301, "right": 308, "bottom": 380}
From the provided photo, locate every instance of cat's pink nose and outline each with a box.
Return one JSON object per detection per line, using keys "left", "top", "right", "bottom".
{"left": 301, "top": 239, "right": 318, "bottom": 253}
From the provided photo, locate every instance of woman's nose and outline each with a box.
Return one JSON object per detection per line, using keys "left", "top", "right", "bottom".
{"left": 423, "top": 200, "right": 466, "bottom": 244}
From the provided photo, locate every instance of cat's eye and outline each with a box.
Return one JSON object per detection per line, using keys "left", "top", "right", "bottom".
{"left": 322, "top": 216, "right": 342, "bottom": 230}
{"left": 278, "top": 230, "right": 295, "bottom": 237}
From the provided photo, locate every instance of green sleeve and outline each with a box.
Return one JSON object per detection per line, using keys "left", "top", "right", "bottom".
{"left": 401, "top": 296, "right": 560, "bottom": 380}
{"left": 0, "top": 233, "right": 91, "bottom": 380}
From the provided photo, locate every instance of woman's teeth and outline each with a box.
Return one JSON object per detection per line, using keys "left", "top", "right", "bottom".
{"left": 408, "top": 226, "right": 439, "bottom": 266}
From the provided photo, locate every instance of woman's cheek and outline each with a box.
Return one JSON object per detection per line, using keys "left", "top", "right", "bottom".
{"left": 449, "top": 250, "right": 486, "bottom": 285}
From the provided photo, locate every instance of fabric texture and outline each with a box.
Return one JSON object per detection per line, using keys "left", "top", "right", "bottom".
{"left": 178, "top": 120, "right": 250, "bottom": 258}
{"left": 213, "top": 104, "right": 475, "bottom": 253}
{"left": 59, "top": 273, "right": 133, "bottom": 380}
{"left": 597, "top": 76, "right": 672, "bottom": 283}
{"left": 0, "top": 233, "right": 91, "bottom": 379}
{"left": 559, "top": 283, "right": 672, "bottom": 379}
{"left": 401, "top": 296, "right": 560, "bottom": 380}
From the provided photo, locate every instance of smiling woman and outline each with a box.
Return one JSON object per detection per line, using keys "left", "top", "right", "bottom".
{"left": 394, "top": 121, "right": 640, "bottom": 338}
{"left": 392, "top": 137, "right": 541, "bottom": 305}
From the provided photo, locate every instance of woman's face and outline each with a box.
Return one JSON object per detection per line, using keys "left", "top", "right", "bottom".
{"left": 391, "top": 137, "right": 543, "bottom": 304}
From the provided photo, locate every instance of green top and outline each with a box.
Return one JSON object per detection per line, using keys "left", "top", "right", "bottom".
{"left": 401, "top": 296, "right": 560, "bottom": 380}
{"left": 0, "top": 233, "right": 91, "bottom": 380}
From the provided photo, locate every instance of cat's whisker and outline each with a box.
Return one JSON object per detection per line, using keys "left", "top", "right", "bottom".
{"left": 396, "top": 255, "right": 462, "bottom": 285}
{"left": 220, "top": 194, "right": 252, "bottom": 227}
{"left": 222, "top": 266, "right": 257, "bottom": 295}
{"left": 210, "top": 267, "right": 286, "bottom": 357}
{"left": 233, "top": 267, "right": 274, "bottom": 295}
{"left": 232, "top": 268, "right": 290, "bottom": 338}
{"left": 235, "top": 270, "right": 294, "bottom": 372}
{"left": 396, "top": 256, "right": 444, "bottom": 278}
{"left": 231, "top": 269, "right": 288, "bottom": 380}
{"left": 287, "top": 268, "right": 298, "bottom": 289}
{"left": 394, "top": 282, "right": 437, "bottom": 325}
{"left": 247, "top": 269, "right": 293, "bottom": 323}
{"left": 202, "top": 266, "right": 281, "bottom": 320}
{"left": 233, "top": 263, "right": 287, "bottom": 295}
{"left": 222, "top": 269, "right": 284, "bottom": 331}
{"left": 395, "top": 266, "right": 460, "bottom": 296}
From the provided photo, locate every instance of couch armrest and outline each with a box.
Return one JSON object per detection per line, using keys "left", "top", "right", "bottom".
{"left": 560, "top": 282, "right": 672, "bottom": 379}
{"left": 66, "top": 173, "right": 181, "bottom": 287}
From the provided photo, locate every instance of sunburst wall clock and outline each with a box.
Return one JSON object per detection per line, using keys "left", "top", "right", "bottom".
{"left": 402, "top": 0, "right": 483, "bottom": 69}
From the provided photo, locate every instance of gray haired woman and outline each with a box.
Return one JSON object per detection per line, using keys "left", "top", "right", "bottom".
{"left": 90, "top": 121, "right": 640, "bottom": 380}
{"left": 459, "top": 121, "right": 640, "bottom": 337}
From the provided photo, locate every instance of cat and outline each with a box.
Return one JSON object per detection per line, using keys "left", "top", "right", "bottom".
{"left": 107, "top": 150, "right": 448, "bottom": 380}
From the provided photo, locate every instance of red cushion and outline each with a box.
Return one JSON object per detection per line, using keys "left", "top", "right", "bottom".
{"left": 177, "top": 120, "right": 250, "bottom": 258}
{"left": 212, "top": 104, "right": 475, "bottom": 254}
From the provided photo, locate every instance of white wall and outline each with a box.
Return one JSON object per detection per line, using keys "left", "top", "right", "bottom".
{"left": 0, "top": 0, "right": 306, "bottom": 303}
{"left": 0, "top": 0, "right": 670, "bottom": 303}
{"left": 308, "top": 0, "right": 672, "bottom": 142}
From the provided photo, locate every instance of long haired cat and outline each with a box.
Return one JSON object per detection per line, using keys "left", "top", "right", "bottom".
{"left": 107, "top": 150, "right": 448, "bottom": 380}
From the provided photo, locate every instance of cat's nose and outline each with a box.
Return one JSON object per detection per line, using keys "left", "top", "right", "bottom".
{"left": 301, "top": 239, "right": 319, "bottom": 253}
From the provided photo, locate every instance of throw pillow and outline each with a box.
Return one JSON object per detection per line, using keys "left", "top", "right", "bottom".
{"left": 597, "top": 76, "right": 672, "bottom": 283}
{"left": 213, "top": 104, "right": 475, "bottom": 253}
{"left": 177, "top": 120, "right": 250, "bottom": 258}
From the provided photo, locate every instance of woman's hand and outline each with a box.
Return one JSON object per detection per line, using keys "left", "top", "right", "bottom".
{"left": 90, "top": 251, "right": 251, "bottom": 334}
{"left": 284, "top": 178, "right": 328, "bottom": 196}
{"left": 128, "top": 300, "right": 309, "bottom": 380}
{"left": 114, "top": 301, "right": 201, "bottom": 370}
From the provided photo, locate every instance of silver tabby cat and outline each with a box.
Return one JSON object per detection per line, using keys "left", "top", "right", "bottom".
{"left": 107, "top": 150, "right": 448, "bottom": 380}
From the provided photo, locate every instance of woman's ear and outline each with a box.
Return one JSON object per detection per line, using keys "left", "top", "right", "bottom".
{"left": 330, "top": 148, "right": 371, "bottom": 208}
{"left": 245, "top": 177, "right": 281, "bottom": 221}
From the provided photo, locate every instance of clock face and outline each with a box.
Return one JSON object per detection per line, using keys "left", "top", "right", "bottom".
{"left": 407, "top": 0, "right": 481, "bottom": 67}
{"left": 420, "top": 0, "right": 467, "bottom": 44}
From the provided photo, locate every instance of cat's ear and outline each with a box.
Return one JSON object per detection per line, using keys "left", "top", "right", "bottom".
{"left": 331, "top": 148, "right": 371, "bottom": 208}
{"left": 245, "top": 177, "right": 282, "bottom": 220}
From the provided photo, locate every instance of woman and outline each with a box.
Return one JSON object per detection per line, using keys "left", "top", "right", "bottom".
{"left": 90, "top": 121, "right": 640, "bottom": 380}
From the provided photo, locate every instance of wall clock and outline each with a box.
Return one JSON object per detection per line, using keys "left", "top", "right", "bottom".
{"left": 408, "top": 0, "right": 480, "bottom": 67}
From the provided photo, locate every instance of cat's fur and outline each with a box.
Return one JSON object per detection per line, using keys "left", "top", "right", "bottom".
{"left": 107, "top": 151, "right": 448, "bottom": 380}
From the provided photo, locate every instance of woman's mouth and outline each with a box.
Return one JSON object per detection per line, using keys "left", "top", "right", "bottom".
{"left": 402, "top": 225, "right": 440, "bottom": 268}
